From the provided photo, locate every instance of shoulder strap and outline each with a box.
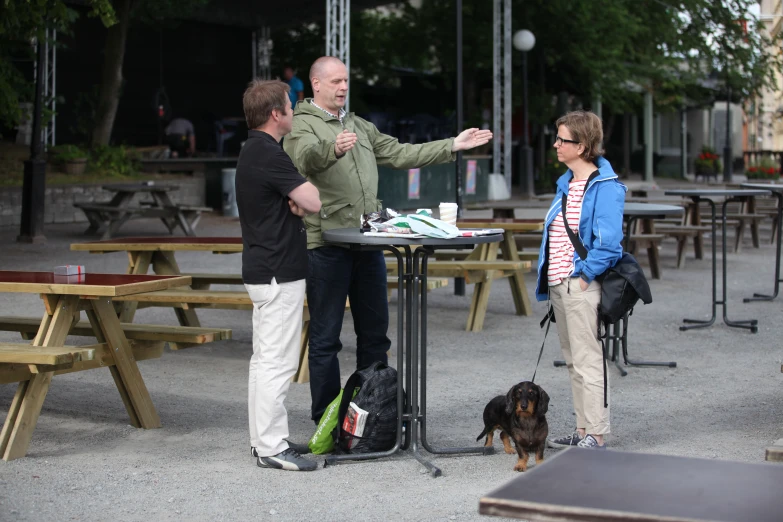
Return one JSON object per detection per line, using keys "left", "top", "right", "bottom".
{"left": 560, "top": 171, "right": 600, "bottom": 261}
{"left": 337, "top": 371, "right": 364, "bottom": 426}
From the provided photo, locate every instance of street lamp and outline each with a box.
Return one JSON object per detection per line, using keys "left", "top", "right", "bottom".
{"left": 513, "top": 29, "right": 535, "bottom": 198}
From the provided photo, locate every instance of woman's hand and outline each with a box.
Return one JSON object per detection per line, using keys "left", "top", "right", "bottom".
{"left": 579, "top": 278, "right": 589, "bottom": 291}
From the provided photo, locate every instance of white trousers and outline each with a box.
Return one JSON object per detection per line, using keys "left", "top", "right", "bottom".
{"left": 245, "top": 278, "right": 306, "bottom": 457}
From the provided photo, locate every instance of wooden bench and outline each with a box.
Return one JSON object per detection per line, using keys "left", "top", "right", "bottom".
{"left": 107, "top": 277, "right": 447, "bottom": 384}
{"left": 656, "top": 224, "right": 712, "bottom": 268}
{"left": 0, "top": 340, "right": 166, "bottom": 384}
{"left": 700, "top": 212, "right": 768, "bottom": 252}
{"left": 766, "top": 438, "right": 783, "bottom": 462}
{"left": 626, "top": 234, "right": 666, "bottom": 279}
{"left": 0, "top": 344, "right": 96, "bottom": 368}
{"left": 386, "top": 259, "right": 531, "bottom": 332}
{"left": 0, "top": 316, "right": 231, "bottom": 350}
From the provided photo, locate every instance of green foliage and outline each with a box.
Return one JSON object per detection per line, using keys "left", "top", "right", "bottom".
{"left": 273, "top": 0, "right": 783, "bottom": 122}
{"left": 0, "top": 0, "right": 116, "bottom": 128}
{"left": 746, "top": 154, "right": 780, "bottom": 180}
{"left": 49, "top": 144, "right": 88, "bottom": 162}
{"left": 536, "top": 148, "right": 565, "bottom": 193}
{"left": 88, "top": 145, "right": 140, "bottom": 176}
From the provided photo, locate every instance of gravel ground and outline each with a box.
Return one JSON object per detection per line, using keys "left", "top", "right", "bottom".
{"left": 0, "top": 186, "right": 781, "bottom": 521}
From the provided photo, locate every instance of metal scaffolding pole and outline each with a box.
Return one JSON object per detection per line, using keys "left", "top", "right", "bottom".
{"left": 326, "top": 0, "right": 350, "bottom": 110}
{"left": 33, "top": 29, "right": 56, "bottom": 147}
{"left": 252, "top": 27, "right": 272, "bottom": 80}
{"left": 492, "top": 0, "right": 512, "bottom": 192}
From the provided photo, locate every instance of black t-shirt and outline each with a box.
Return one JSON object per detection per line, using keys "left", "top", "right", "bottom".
{"left": 236, "top": 130, "right": 308, "bottom": 284}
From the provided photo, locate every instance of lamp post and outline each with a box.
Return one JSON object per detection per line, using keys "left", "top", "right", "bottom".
{"left": 513, "top": 29, "right": 535, "bottom": 198}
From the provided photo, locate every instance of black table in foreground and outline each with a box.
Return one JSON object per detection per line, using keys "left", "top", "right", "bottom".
{"left": 321, "top": 228, "right": 503, "bottom": 477}
{"left": 664, "top": 189, "right": 771, "bottom": 333}
{"left": 479, "top": 448, "right": 783, "bottom": 522}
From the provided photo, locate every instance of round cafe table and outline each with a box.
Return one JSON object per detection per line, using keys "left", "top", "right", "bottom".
{"left": 321, "top": 227, "right": 503, "bottom": 477}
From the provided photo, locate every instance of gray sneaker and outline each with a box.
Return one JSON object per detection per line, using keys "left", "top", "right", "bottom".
{"left": 251, "top": 440, "right": 310, "bottom": 457}
{"left": 257, "top": 448, "right": 317, "bottom": 471}
{"left": 577, "top": 435, "right": 607, "bottom": 450}
{"left": 547, "top": 430, "right": 583, "bottom": 449}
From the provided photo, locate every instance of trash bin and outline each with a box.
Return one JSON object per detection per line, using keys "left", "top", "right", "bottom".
{"left": 221, "top": 168, "right": 238, "bottom": 217}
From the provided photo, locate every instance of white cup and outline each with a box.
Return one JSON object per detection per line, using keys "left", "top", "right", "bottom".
{"left": 439, "top": 202, "right": 458, "bottom": 226}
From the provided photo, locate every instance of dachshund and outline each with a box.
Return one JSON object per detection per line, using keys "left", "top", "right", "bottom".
{"left": 476, "top": 381, "right": 549, "bottom": 472}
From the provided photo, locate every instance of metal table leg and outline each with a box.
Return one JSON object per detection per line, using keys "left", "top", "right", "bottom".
{"left": 745, "top": 193, "right": 783, "bottom": 302}
{"left": 719, "top": 199, "right": 758, "bottom": 333}
{"left": 681, "top": 198, "right": 717, "bottom": 330}
{"left": 620, "top": 313, "right": 677, "bottom": 368}
{"left": 324, "top": 246, "right": 408, "bottom": 467}
{"left": 417, "top": 248, "right": 493, "bottom": 470}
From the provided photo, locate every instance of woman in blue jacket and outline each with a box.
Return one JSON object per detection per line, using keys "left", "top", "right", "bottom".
{"left": 535, "top": 111, "right": 626, "bottom": 450}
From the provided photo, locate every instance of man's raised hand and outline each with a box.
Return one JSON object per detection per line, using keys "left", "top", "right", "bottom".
{"left": 452, "top": 128, "right": 494, "bottom": 152}
{"left": 334, "top": 129, "right": 358, "bottom": 157}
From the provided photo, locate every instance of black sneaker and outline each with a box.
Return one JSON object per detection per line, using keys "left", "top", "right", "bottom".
{"left": 547, "top": 430, "right": 583, "bottom": 449}
{"left": 257, "top": 448, "right": 317, "bottom": 471}
{"left": 251, "top": 440, "right": 310, "bottom": 457}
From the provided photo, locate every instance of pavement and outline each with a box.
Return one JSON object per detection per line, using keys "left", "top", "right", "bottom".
{"left": 0, "top": 176, "right": 781, "bottom": 521}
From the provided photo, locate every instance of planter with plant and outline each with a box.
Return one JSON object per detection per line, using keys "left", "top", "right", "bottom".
{"left": 50, "top": 144, "right": 89, "bottom": 175}
{"left": 694, "top": 146, "right": 721, "bottom": 178}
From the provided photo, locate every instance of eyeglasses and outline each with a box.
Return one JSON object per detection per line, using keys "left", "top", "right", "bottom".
{"left": 554, "top": 135, "right": 580, "bottom": 147}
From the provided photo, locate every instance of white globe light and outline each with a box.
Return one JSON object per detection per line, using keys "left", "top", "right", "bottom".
{"left": 513, "top": 30, "right": 536, "bottom": 52}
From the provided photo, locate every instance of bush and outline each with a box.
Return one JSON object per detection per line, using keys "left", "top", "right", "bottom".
{"left": 536, "top": 148, "right": 565, "bottom": 193}
{"left": 49, "top": 144, "right": 88, "bottom": 163}
{"left": 88, "top": 145, "right": 140, "bottom": 176}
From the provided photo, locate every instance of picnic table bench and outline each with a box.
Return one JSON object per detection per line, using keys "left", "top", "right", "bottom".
{"left": 74, "top": 183, "right": 211, "bottom": 239}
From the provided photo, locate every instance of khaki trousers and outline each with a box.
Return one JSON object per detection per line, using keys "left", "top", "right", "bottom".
{"left": 550, "top": 278, "right": 610, "bottom": 435}
{"left": 245, "top": 278, "right": 306, "bottom": 456}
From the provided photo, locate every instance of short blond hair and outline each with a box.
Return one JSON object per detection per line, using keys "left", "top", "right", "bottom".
{"left": 242, "top": 79, "right": 290, "bottom": 129}
{"left": 555, "top": 110, "right": 604, "bottom": 162}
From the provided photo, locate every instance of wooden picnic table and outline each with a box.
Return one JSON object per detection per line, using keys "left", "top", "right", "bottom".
{"left": 0, "top": 271, "right": 191, "bottom": 460}
{"left": 74, "top": 182, "right": 211, "bottom": 239}
{"left": 623, "top": 202, "right": 684, "bottom": 279}
{"left": 71, "top": 237, "right": 243, "bottom": 327}
{"left": 455, "top": 219, "right": 543, "bottom": 320}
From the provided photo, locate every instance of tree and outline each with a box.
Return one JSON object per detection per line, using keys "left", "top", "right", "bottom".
{"left": 90, "top": 0, "right": 211, "bottom": 147}
{"left": 272, "top": 0, "right": 782, "bottom": 127}
{"left": 0, "top": 0, "right": 115, "bottom": 130}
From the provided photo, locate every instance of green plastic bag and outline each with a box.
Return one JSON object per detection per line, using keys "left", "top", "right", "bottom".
{"left": 308, "top": 388, "right": 358, "bottom": 454}
{"left": 308, "top": 392, "right": 343, "bottom": 454}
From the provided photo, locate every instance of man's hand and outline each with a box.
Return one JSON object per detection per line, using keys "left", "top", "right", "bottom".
{"left": 288, "top": 199, "right": 307, "bottom": 217}
{"left": 452, "top": 128, "right": 493, "bottom": 152}
{"left": 334, "top": 129, "right": 358, "bottom": 157}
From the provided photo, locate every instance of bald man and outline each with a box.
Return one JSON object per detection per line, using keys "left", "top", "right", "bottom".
{"left": 283, "top": 56, "right": 492, "bottom": 424}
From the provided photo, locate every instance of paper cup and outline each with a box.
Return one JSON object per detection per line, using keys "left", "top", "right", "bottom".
{"left": 439, "top": 202, "right": 458, "bottom": 226}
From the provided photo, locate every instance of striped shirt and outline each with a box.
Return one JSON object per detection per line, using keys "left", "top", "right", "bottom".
{"left": 548, "top": 178, "right": 588, "bottom": 285}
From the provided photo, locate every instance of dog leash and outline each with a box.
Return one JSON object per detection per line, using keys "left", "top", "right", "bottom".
{"left": 531, "top": 305, "right": 555, "bottom": 383}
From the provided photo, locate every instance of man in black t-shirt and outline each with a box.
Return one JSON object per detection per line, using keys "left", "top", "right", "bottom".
{"left": 237, "top": 80, "right": 321, "bottom": 472}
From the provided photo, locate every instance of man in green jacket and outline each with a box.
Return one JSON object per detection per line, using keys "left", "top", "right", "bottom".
{"left": 283, "top": 56, "right": 492, "bottom": 422}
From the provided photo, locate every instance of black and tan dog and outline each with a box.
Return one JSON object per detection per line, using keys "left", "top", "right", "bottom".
{"left": 476, "top": 381, "right": 549, "bottom": 472}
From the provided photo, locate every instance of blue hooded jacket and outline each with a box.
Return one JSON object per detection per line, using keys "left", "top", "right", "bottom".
{"left": 535, "top": 156, "right": 627, "bottom": 302}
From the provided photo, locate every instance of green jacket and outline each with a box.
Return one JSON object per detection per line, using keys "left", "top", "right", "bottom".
{"left": 283, "top": 98, "right": 456, "bottom": 249}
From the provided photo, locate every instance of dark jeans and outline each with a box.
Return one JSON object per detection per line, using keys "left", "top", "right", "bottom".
{"left": 307, "top": 246, "right": 390, "bottom": 422}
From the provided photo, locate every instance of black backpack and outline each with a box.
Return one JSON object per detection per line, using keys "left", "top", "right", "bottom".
{"left": 335, "top": 361, "right": 399, "bottom": 453}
